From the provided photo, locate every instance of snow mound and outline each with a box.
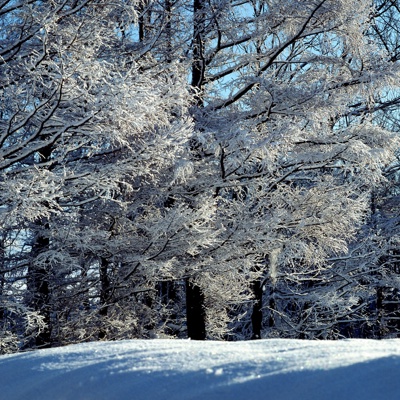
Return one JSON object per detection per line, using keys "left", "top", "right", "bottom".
{"left": 1, "top": 338, "right": 400, "bottom": 400}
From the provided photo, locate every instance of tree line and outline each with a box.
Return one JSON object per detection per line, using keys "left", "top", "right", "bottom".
{"left": 2, "top": 0, "right": 400, "bottom": 353}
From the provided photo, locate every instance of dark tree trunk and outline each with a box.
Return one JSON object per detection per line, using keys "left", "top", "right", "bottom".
{"left": 138, "top": 0, "right": 151, "bottom": 42}
{"left": 268, "top": 294, "right": 276, "bottom": 329}
{"left": 251, "top": 278, "right": 263, "bottom": 339}
{"left": 192, "top": 0, "right": 205, "bottom": 106}
{"left": 181, "top": 0, "right": 208, "bottom": 341}
{"left": 182, "top": 0, "right": 209, "bottom": 340}
{"left": 26, "top": 143, "right": 55, "bottom": 348}
{"left": 165, "top": 0, "right": 173, "bottom": 62}
{"left": 186, "top": 279, "right": 206, "bottom": 340}
{"left": 376, "top": 286, "right": 384, "bottom": 339}
{"left": 98, "top": 256, "right": 111, "bottom": 339}
{"left": 80, "top": 258, "right": 91, "bottom": 312}
{"left": 0, "top": 274, "right": 4, "bottom": 329}
{"left": 27, "top": 227, "right": 52, "bottom": 348}
{"left": 0, "top": 237, "right": 5, "bottom": 324}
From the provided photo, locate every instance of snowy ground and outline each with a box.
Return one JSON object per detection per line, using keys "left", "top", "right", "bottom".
{"left": 1, "top": 339, "right": 400, "bottom": 400}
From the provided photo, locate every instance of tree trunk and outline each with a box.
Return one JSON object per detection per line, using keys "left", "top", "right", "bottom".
{"left": 186, "top": 278, "right": 206, "bottom": 340}
{"left": 98, "top": 256, "right": 111, "bottom": 339}
{"left": 138, "top": 0, "right": 151, "bottom": 42}
{"left": 0, "top": 237, "right": 5, "bottom": 325}
{"left": 251, "top": 278, "right": 263, "bottom": 339}
{"left": 376, "top": 286, "right": 385, "bottom": 339}
{"left": 27, "top": 225, "right": 52, "bottom": 348}
{"left": 26, "top": 143, "right": 55, "bottom": 348}
{"left": 192, "top": 0, "right": 205, "bottom": 106}
{"left": 181, "top": 0, "right": 208, "bottom": 341}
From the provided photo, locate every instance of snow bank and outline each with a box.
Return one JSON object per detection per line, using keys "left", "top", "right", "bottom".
{"left": 1, "top": 339, "right": 399, "bottom": 400}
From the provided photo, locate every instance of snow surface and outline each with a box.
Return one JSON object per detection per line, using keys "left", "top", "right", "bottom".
{"left": 1, "top": 338, "right": 400, "bottom": 400}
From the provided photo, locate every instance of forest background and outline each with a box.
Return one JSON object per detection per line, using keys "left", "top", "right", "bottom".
{"left": 2, "top": 0, "right": 400, "bottom": 353}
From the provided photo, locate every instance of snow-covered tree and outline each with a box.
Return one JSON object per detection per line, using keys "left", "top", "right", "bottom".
{"left": 176, "top": 0, "right": 400, "bottom": 339}
{"left": 0, "top": 0, "right": 198, "bottom": 350}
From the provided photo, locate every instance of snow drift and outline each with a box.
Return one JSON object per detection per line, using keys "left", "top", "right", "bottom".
{"left": 1, "top": 339, "right": 399, "bottom": 400}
